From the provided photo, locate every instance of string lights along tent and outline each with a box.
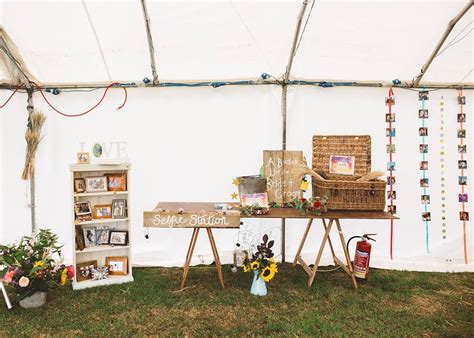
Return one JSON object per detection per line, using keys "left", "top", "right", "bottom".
{"left": 0, "top": 0, "right": 472, "bottom": 272}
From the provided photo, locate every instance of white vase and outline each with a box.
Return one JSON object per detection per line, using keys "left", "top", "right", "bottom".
{"left": 19, "top": 291, "right": 47, "bottom": 308}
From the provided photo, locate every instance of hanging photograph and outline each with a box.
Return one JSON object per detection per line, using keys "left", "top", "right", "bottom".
{"left": 85, "top": 176, "right": 107, "bottom": 193}
{"left": 459, "top": 212, "right": 469, "bottom": 221}
{"left": 419, "top": 127, "right": 428, "bottom": 136}
{"left": 385, "top": 113, "right": 395, "bottom": 122}
{"left": 418, "top": 109, "right": 428, "bottom": 118}
{"left": 387, "top": 205, "right": 396, "bottom": 214}
{"left": 458, "top": 145, "right": 467, "bottom": 153}
{"left": 458, "top": 160, "right": 467, "bottom": 169}
{"left": 387, "top": 161, "right": 396, "bottom": 171}
{"left": 418, "top": 91, "right": 429, "bottom": 100}
{"left": 387, "top": 191, "right": 396, "bottom": 200}
{"left": 422, "top": 212, "right": 431, "bottom": 221}
{"left": 457, "top": 113, "right": 466, "bottom": 122}
{"left": 420, "top": 161, "right": 428, "bottom": 170}
{"left": 93, "top": 204, "right": 113, "bottom": 219}
{"left": 112, "top": 199, "right": 127, "bottom": 218}
{"left": 386, "top": 145, "right": 396, "bottom": 154}
{"left": 458, "top": 176, "right": 467, "bottom": 185}
{"left": 82, "top": 227, "right": 97, "bottom": 247}
{"left": 74, "top": 178, "right": 86, "bottom": 193}
{"left": 386, "top": 128, "right": 396, "bottom": 137}
{"left": 106, "top": 173, "right": 127, "bottom": 191}
{"left": 458, "top": 96, "right": 466, "bottom": 105}
{"left": 421, "top": 195, "right": 430, "bottom": 204}
{"left": 459, "top": 194, "right": 468, "bottom": 203}
{"left": 387, "top": 176, "right": 396, "bottom": 185}
{"left": 385, "top": 97, "right": 395, "bottom": 105}
{"left": 109, "top": 231, "right": 128, "bottom": 246}
{"left": 457, "top": 129, "right": 466, "bottom": 138}
{"left": 420, "top": 178, "right": 429, "bottom": 188}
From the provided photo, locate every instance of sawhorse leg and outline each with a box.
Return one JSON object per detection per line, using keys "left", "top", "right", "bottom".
{"left": 180, "top": 227, "right": 225, "bottom": 289}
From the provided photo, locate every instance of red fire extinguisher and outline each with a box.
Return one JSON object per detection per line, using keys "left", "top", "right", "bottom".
{"left": 347, "top": 234, "right": 376, "bottom": 280}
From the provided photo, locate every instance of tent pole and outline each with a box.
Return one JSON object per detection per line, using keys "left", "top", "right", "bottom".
{"left": 413, "top": 0, "right": 473, "bottom": 87}
{"left": 280, "top": 0, "right": 310, "bottom": 263}
{"left": 140, "top": 0, "right": 159, "bottom": 85}
{"left": 26, "top": 88, "right": 37, "bottom": 233}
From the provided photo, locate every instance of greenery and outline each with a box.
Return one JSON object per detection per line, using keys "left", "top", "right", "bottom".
{"left": 238, "top": 204, "right": 269, "bottom": 216}
{"left": 0, "top": 229, "right": 73, "bottom": 299}
{"left": 290, "top": 193, "right": 330, "bottom": 215}
{"left": 0, "top": 265, "right": 472, "bottom": 336}
{"left": 242, "top": 234, "right": 277, "bottom": 282}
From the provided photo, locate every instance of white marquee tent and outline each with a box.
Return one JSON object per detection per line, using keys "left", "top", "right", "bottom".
{"left": 0, "top": 0, "right": 472, "bottom": 272}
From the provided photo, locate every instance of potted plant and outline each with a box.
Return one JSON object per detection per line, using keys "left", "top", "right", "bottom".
{"left": 0, "top": 229, "right": 74, "bottom": 308}
{"left": 242, "top": 234, "right": 278, "bottom": 296}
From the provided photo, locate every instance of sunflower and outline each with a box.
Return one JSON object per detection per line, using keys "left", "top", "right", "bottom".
{"left": 243, "top": 264, "right": 250, "bottom": 272}
{"left": 250, "top": 261, "right": 260, "bottom": 270}
{"left": 33, "top": 261, "right": 44, "bottom": 269}
{"left": 260, "top": 262, "right": 278, "bottom": 282}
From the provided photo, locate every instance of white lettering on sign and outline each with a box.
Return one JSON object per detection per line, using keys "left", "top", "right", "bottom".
{"left": 151, "top": 213, "right": 230, "bottom": 228}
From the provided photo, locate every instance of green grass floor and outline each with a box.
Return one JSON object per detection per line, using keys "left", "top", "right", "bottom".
{"left": 0, "top": 264, "right": 472, "bottom": 336}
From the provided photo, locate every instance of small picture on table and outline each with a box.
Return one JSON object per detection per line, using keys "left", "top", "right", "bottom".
{"left": 422, "top": 212, "right": 431, "bottom": 222}
{"left": 74, "top": 178, "right": 86, "bottom": 193}
{"left": 106, "top": 256, "right": 128, "bottom": 276}
{"left": 457, "top": 113, "right": 466, "bottom": 123}
{"left": 386, "top": 128, "right": 396, "bottom": 137}
{"left": 112, "top": 199, "right": 127, "bottom": 219}
{"left": 106, "top": 173, "right": 127, "bottom": 191}
{"left": 419, "top": 144, "right": 428, "bottom": 153}
{"left": 77, "top": 152, "right": 90, "bottom": 164}
{"left": 419, "top": 127, "right": 428, "bottom": 136}
{"left": 109, "top": 231, "right": 128, "bottom": 246}
{"left": 459, "top": 193, "right": 468, "bottom": 203}
{"left": 458, "top": 145, "right": 467, "bottom": 154}
{"left": 387, "top": 191, "right": 396, "bottom": 200}
{"left": 94, "top": 204, "right": 113, "bottom": 219}
{"left": 418, "top": 91, "right": 429, "bottom": 101}
{"left": 421, "top": 195, "right": 430, "bottom": 204}
{"left": 85, "top": 176, "right": 107, "bottom": 193}
{"left": 420, "top": 178, "right": 429, "bottom": 188}
{"left": 387, "top": 205, "right": 396, "bottom": 214}
{"left": 458, "top": 160, "right": 467, "bottom": 169}
{"left": 387, "top": 161, "right": 396, "bottom": 171}
{"left": 460, "top": 211, "right": 469, "bottom": 221}
{"left": 458, "top": 96, "right": 466, "bottom": 105}
{"left": 457, "top": 129, "right": 466, "bottom": 138}
{"left": 82, "top": 227, "right": 97, "bottom": 247}
{"left": 386, "top": 113, "right": 395, "bottom": 122}
{"left": 458, "top": 176, "right": 467, "bottom": 185}
{"left": 420, "top": 161, "right": 428, "bottom": 170}
{"left": 418, "top": 109, "right": 428, "bottom": 119}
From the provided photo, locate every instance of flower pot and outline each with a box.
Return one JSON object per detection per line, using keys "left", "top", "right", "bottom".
{"left": 250, "top": 271, "right": 267, "bottom": 296}
{"left": 19, "top": 291, "right": 47, "bottom": 308}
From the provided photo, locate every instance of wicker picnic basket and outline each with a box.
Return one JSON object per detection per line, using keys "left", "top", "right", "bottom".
{"left": 312, "top": 135, "right": 385, "bottom": 211}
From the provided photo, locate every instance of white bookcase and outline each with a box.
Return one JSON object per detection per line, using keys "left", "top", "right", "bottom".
{"left": 70, "top": 162, "right": 133, "bottom": 290}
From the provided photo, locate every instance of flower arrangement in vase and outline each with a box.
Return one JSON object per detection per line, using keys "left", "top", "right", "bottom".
{"left": 0, "top": 229, "right": 74, "bottom": 307}
{"left": 242, "top": 234, "right": 277, "bottom": 296}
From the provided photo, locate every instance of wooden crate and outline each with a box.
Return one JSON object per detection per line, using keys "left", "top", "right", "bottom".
{"left": 312, "top": 135, "right": 385, "bottom": 211}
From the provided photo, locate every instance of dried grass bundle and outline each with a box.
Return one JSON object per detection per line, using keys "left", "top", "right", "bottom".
{"left": 356, "top": 170, "right": 385, "bottom": 182}
{"left": 21, "top": 110, "right": 46, "bottom": 180}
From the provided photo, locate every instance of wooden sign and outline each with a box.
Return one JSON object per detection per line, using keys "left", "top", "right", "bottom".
{"left": 143, "top": 210, "right": 240, "bottom": 228}
{"left": 263, "top": 150, "right": 303, "bottom": 204}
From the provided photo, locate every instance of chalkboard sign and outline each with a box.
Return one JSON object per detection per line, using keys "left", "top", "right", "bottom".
{"left": 263, "top": 150, "right": 303, "bottom": 204}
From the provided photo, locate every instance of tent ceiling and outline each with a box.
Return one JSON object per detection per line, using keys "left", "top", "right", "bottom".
{"left": 0, "top": 0, "right": 472, "bottom": 84}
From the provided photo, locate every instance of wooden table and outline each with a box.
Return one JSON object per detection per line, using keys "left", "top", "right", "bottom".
{"left": 144, "top": 202, "right": 398, "bottom": 290}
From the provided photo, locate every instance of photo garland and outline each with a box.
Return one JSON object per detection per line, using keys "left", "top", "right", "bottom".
{"left": 419, "top": 90, "right": 430, "bottom": 254}
{"left": 457, "top": 90, "right": 468, "bottom": 264}
{"left": 439, "top": 97, "right": 447, "bottom": 241}
{"left": 385, "top": 87, "right": 396, "bottom": 259}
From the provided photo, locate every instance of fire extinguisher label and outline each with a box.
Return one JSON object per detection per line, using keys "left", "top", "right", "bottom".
{"left": 354, "top": 249, "right": 369, "bottom": 278}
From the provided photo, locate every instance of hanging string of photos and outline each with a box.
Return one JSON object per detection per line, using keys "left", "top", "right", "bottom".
{"left": 385, "top": 87, "right": 396, "bottom": 259}
{"left": 419, "top": 90, "right": 430, "bottom": 254}
{"left": 439, "top": 97, "right": 447, "bottom": 241}
{"left": 457, "top": 90, "right": 468, "bottom": 264}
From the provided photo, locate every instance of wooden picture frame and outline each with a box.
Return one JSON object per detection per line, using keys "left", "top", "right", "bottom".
{"left": 112, "top": 199, "right": 127, "bottom": 219}
{"left": 74, "top": 178, "right": 86, "bottom": 193}
{"left": 93, "top": 204, "right": 113, "bottom": 219}
{"left": 106, "top": 256, "right": 128, "bottom": 276}
{"left": 109, "top": 231, "right": 128, "bottom": 246}
{"left": 106, "top": 173, "right": 127, "bottom": 191}
{"left": 76, "top": 260, "right": 97, "bottom": 282}
{"left": 77, "top": 152, "right": 90, "bottom": 164}
{"left": 85, "top": 176, "right": 107, "bottom": 193}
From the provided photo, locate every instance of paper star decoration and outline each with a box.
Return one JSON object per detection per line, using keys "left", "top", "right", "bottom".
{"left": 231, "top": 192, "right": 239, "bottom": 200}
{"left": 232, "top": 178, "right": 240, "bottom": 186}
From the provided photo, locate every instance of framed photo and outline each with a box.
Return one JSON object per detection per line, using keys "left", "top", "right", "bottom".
{"left": 82, "top": 227, "right": 97, "bottom": 247}
{"left": 112, "top": 199, "right": 127, "bottom": 219}
{"left": 106, "top": 256, "right": 128, "bottom": 276}
{"left": 106, "top": 173, "right": 127, "bottom": 191}
{"left": 109, "top": 231, "right": 128, "bottom": 246}
{"left": 96, "top": 227, "right": 111, "bottom": 245}
{"left": 76, "top": 214, "right": 92, "bottom": 222}
{"left": 77, "top": 152, "right": 90, "bottom": 164}
{"left": 76, "top": 260, "right": 97, "bottom": 282}
{"left": 75, "top": 201, "right": 92, "bottom": 215}
{"left": 240, "top": 193, "right": 269, "bottom": 208}
{"left": 93, "top": 204, "right": 113, "bottom": 219}
{"left": 74, "top": 178, "right": 86, "bottom": 193}
{"left": 418, "top": 91, "right": 429, "bottom": 101}
{"left": 418, "top": 109, "right": 428, "bottom": 118}
{"left": 85, "top": 176, "right": 107, "bottom": 193}
{"left": 329, "top": 155, "right": 355, "bottom": 175}
{"left": 75, "top": 226, "right": 86, "bottom": 251}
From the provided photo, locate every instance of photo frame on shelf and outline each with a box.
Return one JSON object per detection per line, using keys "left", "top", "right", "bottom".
{"left": 75, "top": 201, "right": 92, "bottom": 223}
{"left": 109, "top": 231, "right": 128, "bottom": 246}
{"left": 106, "top": 173, "right": 127, "bottom": 191}
{"left": 93, "top": 204, "right": 113, "bottom": 219}
{"left": 82, "top": 227, "right": 97, "bottom": 247}
{"left": 85, "top": 176, "right": 107, "bottom": 193}
{"left": 106, "top": 256, "right": 128, "bottom": 276}
{"left": 74, "top": 178, "right": 86, "bottom": 193}
{"left": 76, "top": 260, "right": 98, "bottom": 282}
{"left": 75, "top": 226, "right": 86, "bottom": 251}
{"left": 77, "top": 152, "right": 90, "bottom": 164}
{"left": 112, "top": 199, "right": 127, "bottom": 219}
{"left": 96, "top": 227, "right": 111, "bottom": 245}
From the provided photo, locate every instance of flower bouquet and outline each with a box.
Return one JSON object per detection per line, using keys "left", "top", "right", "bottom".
{"left": 242, "top": 234, "right": 277, "bottom": 296}
{"left": 0, "top": 229, "right": 74, "bottom": 306}
{"left": 289, "top": 192, "right": 330, "bottom": 215}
